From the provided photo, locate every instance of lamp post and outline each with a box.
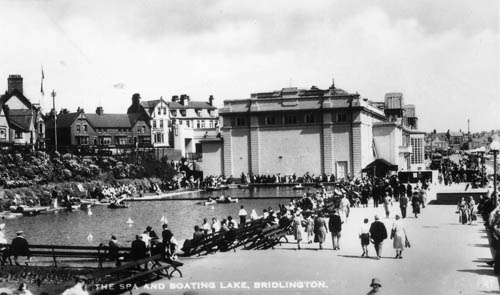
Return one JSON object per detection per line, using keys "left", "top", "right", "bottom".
{"left": 490, "top": 141, "right": 500, "bottom": 207}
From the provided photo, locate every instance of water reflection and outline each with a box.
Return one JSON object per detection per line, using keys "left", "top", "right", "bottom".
{"left": 2, "top": 187, "right": 304, "bottom": 246}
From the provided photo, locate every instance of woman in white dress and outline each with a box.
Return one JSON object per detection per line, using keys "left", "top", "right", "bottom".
{"left": 391, "top": 214, "right": 407, "bottom": 259}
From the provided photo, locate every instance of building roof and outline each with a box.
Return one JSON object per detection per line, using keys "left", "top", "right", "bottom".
{"left": 168, "top": 100, "right": 216, "bottom": 110}
{"left": 449, "top": 131, "right": 463, "bottom": 137}
{"left": 6, "top": 109, "right": 33, "bottom": 131}
{"left": 45, "top": 112, "right": 149, "bottom": 129}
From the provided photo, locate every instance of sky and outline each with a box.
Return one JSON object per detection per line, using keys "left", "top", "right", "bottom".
{"left": 0, "top": 0, "right": 498, "bottom": 133}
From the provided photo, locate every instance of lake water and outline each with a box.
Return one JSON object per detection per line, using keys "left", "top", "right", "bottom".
{"left": 1, "top": 187, "right": 304, "bottom": 246}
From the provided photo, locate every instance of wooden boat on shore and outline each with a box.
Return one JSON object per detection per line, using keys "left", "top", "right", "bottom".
{"left": 10, "top": 205, "right": 49, "bottom": 216}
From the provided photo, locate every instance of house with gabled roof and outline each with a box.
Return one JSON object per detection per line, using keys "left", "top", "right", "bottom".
{"left": 45, "top": 106, "right": 151, "bottom": 148}
{"left": 0, "top": 75, "right": 44, "bottom": 147}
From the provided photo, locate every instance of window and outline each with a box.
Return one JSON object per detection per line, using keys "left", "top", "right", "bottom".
{"left": 180, "top": 110, "right": 186, "bottom": 117}
{"left": 195, "top": 109, "right": 202, "bottom": 117}
{"left": 84, "top": 125, "right": 88, "bottom": 133}
{"left": 15, "top": 131, "right": 23, "bottom": 139}
{"left": 337, "top": 112, "right": 347, "bottom": 122}
{"left": 179, "top": 120, "right": 182, "bottom": 125}
{"left": 77, "top": 136, "right": 89, "bottom": 145}
{"left": 209, "top": 120, "right": 214, "bottom": 128}
{"left": 153, "top": 120, "right": 157, "bottom": 128}
{"left": 142, "top": 126, "right": 146, "bottom": 134}
{"left": 411, "top": 138, "right": 424, "bottom": 164}
{"left": 187, "top": 121, "right": 190, "bottom": 127}
{"left": 265, "top": 116, "right": 276, "bottom": 125}
{"left": 103, "top": 128, "right": 107, "bottom": 134}
{"left": 170, "top": 110, "right": 177, "bottom": 117}
{"left": 158, "top": 108, "right": 161, "bottom": 115}
{"left": 284, "top": 115, "right": 297, "bottom": 124}
{"left": 163, "top": 108, "right": 166, "bottom": 115}
{"left": 209, "top": 110, "right": 215, "bottom": 117}
{"left": 305, "top": 114, "right": 315, "bottom": 123}
{"left": 38, "top": 123, "right": 43, "bottom": 134}
{"left": 137, "top": 126, "right": 141, "bottom": 133}
{"left": 236, "top": 117, "right": 246, "bottom": 126}
{"left": 76, "top": 124, "right": 81, "bottom": 133}
{"left": 160, "top": 120, "right": 163, "bottom": 128}
{"left": 201, "top": 120, "right": 206, "bottom": 128}
{"left": 197, "top": 120, "right": 201, "bottom": 128}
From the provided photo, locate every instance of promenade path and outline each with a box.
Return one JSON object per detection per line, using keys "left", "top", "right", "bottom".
{"left": 135, "top": 185, "right": 499, "bottom": 295}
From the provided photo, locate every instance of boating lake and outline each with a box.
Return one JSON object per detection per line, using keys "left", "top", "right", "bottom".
{"left": 1, "top": 187, "right": 306, "bottom": 246}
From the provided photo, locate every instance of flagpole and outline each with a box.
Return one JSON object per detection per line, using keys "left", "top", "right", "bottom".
{"left": 52, "top": 90, "right": 57, "bottom": 153}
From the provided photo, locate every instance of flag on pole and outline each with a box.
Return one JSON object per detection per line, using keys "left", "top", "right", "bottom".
{"left": 40, "top": 67, "right": 45, "bottom": 96}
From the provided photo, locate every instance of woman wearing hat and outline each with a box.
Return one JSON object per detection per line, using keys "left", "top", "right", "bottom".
{"left": 292, "top": 211, "right": 304, "bottom": 250}
{"left": 313, "top": 212, "right": 328, "bottom": 250}
{"left": 391, "top": 214, "right": 408, "bottom": 259}
{"left": 411, "top": 190, "right": 421, "bottom": 218}
{"left": 367, "top": 278, "right": 382, "bottom": 294}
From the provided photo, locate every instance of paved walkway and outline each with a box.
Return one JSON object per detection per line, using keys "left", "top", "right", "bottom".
{"left": 134, "top": 186, "right": 499, "bottom": 295}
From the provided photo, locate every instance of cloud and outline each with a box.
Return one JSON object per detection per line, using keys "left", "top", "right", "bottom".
{"left": 0, "top": 0, "right": 497, "bottom": 132}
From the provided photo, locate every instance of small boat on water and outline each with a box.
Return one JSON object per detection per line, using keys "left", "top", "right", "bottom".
{"left": 80, "top": 203, "right": 93, "bottom": 210}
{"left": 108, "top": 202, "right": 130, "bottom": 209}
{"left": 237, "top": 184, "right": 250, "bottom": 189}
{"left": 1, "top": 212, "right": 23, "bottom": 219}
{"left": 204, "top": 199, "right": 217, "bottom": 206}
{"left": 293, "top": 184, "right": 305, "bottom": 190}
{"left": 216, "top": 196, "right": 238, "bottom": 204}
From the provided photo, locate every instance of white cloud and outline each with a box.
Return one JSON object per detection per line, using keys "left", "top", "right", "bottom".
{"left": 0, "top": 0, "right": 497, "bottom": 132}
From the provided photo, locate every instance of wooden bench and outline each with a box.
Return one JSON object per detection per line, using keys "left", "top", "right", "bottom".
{"left": 87, "top": 254, "right": 183, "bottom": 294}
{"left": 0, "top": 243, "right": 130, "bottom": 268}
{"left": 244, "top": 224, "right": 291, "bottom": 250}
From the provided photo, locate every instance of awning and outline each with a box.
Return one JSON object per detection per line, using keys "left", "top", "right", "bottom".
{"left": 362, "top": 158, "right": 398, "bottom": 177}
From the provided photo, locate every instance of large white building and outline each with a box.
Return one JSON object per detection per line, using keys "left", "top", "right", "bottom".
{"left": 217, "top": 82, "right": 425, "bottom": 178}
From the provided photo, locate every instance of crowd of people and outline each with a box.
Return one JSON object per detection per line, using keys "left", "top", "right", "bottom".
{"left": 240, "top": 172, "right": 336, "bottom": 184}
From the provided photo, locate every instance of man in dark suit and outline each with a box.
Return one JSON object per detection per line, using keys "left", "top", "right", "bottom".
{"left": 11, "top": 231, "right": 31, "bottom": 266}
{"left": 369, "top": 215, "right": 388, "bottom": 259}
{"left": 329, "top": 210, "right": 343, "bottom": 250}
{"left": 400, "top": 194, "right": 409, "bottom": 218}
{"left": 406, "top": 182, "right": 413, "bottom": 198}
{"left": 130, "top": 235, "right": 148, "bottom": 264}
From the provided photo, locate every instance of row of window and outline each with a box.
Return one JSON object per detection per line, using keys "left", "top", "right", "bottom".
{"left": 76, "top": 136, "right": 150, "bottom": 146}
{"left": 152, "top": 120, "right": 164, "bottom": 129}
{"left": 229, "top": 113, "right": 349, "bottom": 127}
{"left": 77, "top": 124, "right": 147, "bottom": 134}
{"left": 170, "top": 109, "right": 216, "bottom": 117}
{"left": 176, "top": 119, "right": 216, "bottom": 129}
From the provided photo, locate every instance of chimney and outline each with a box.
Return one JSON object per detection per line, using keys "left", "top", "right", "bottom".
{"left": 180, "top": 94, "right": 189, "bottom": 106}
{"left": 8, "top": 75, "right": 23, "bottom": 94}
{"left": 96, "top": 106, "right": 104, "bottom": 116}
{"left": 172, "top": 95, "right": 179, "bottom": 103}
{"left": 208, "top": 95, "right": 214, "bottom": 106}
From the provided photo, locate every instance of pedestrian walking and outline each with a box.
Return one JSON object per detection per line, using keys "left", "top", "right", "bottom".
{"left": 369, "top": 215, "right": 387, "bottom": 259}
{"left": 328, "top": 210, "right": 342, "bottom": 250}
{"left": 457, "top": 197, "right": 468, "bottom": 224}
{"left": 466, "top": 196, "right": 476, "bottom": 225}
{"left": 391, "top": 214, "right": 407, "bottom": 259}
{"left": 11, "top": 231, "right": 31, "bottom": 266}
{"left": 383, "top": 192, "right": 392, "bottom": 218}
{"left": 399, "top": 194, "right": 409, "bottom": 218}
{"left": 339, "top": 195, "right": 350, "bottom": 223}
{"left": 366, "top": 278, "right": 382, "bottom": 295}
{"left": 292, "top": 211, "right": 304, "bottom": 250}
{"left": 411, "top": 190, "right": 421, "bottom": 218}
{"left": 359, "top": 218, "right": 370, "bottom": 257}
{"left": 305, "top": 214, "right": 314, "bottom": 244}
{"left": 313, "top": 212, "right": 328, "bottom": 250}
